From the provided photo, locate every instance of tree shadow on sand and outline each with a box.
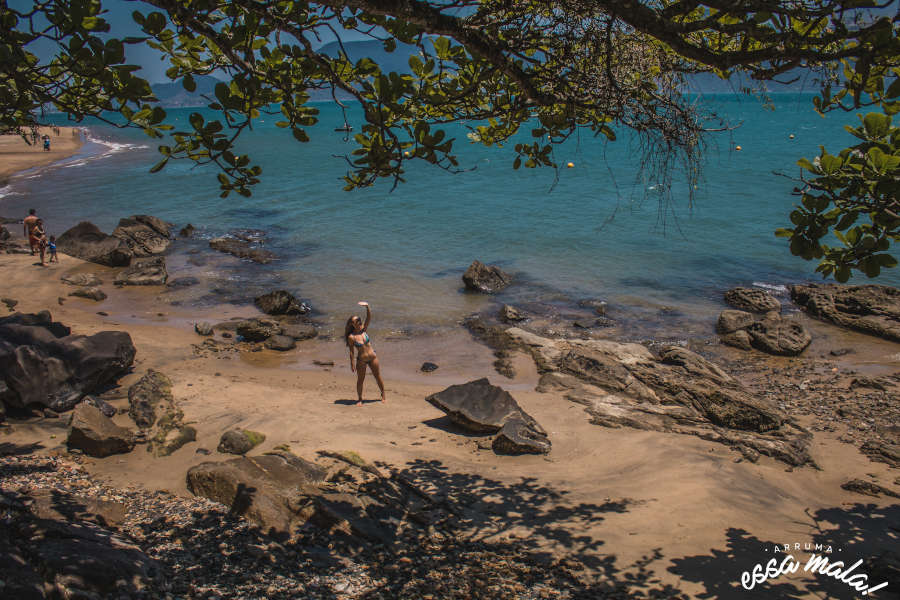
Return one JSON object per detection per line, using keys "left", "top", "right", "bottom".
{"left": 669, "top": 503, "right": 899, "bottom": 600}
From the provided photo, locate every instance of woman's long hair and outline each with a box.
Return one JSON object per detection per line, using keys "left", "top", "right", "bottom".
{"left": 344, "top": 316, "right": 357, "bottom": 348}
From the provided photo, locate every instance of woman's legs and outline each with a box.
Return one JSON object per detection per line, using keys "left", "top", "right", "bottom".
{"left": 369, "top": 358, "right": 386, "bottom": 402}
{"left": 356, "top": 361, "right": 367, "bottom": 405}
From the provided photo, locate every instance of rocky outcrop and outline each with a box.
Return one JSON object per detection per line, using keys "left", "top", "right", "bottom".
{"left": 505, "top": 328, "right": 812, "bottom": 465}
{"left": 724, "top": 287, "right": 781, "bottom": 313}
{"left": 499, "top": 305, "right": 526, "bottom": 323}
{"left": 67, "top": 287, "right": 107, "bottom": 301}
{"left": 187, "top": 450, "right": 454, "bottom": 544}
{"left": 128, "top": 370, "right": 173, "bottom": 429}
{"left": 0, "top": 312, "right": 135, "bottom": 413}
{"left": 426, "top": 378, "right": 551, "bottom": 455}
{"left": 236, "top": 318, "right": 282, "bottom": 342}
{"left": 67, "top": 402, "right": 135, "bottom": 457}
{"left": 114, "top": 256, "right": 168, "bottom": 286}
{"left": 111, "top": 215, "right": 173, "bottom": 257}
{"left": 254, "top": 290, "right": 310, "bottom": 316}
{"left": 56, "top": 222, "right": 133, "bottom": 267}
{"left": 179, "top": 223, "right": 195, "bottom": 237}
{"left": 790, "top": 284, "right": 900, "bottom": 342}
{"left": 60, "top": 273, "right": 103, "bottom": 287}
{"left": 462, "top": 260, "right": 512, "bottom": 294}
{"left": 217, "top": 430, "right": 266, "bottom": 455}
{"left": 717, "top": 310, "right": 811, "bottom": 356}
{"left": 209, "top": 237, "right": 275, "bottom": 264}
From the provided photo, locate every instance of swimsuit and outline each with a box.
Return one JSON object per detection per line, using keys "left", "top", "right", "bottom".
{"left": 354, "top": 333, "right": 376, "bottom": 364}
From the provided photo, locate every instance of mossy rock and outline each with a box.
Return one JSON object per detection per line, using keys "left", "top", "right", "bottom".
{"left": 217, "top": 429, "right": 266, "bottom": 455}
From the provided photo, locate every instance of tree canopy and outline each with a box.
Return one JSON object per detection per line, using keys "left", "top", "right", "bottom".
{"left": 1, "top": 0, "right": 898, "bottom": 279}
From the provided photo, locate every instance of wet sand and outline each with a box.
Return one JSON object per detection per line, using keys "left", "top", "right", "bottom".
{"left": 1, "top": 245, "right": 898, "bottom": 598}
{"left": 0, "top": 127, "right": 84, "bottom": 182}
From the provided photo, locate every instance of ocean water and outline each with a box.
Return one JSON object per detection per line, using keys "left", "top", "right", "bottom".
{"left": 3, "top": 94, "right": 896, "bottom": 337}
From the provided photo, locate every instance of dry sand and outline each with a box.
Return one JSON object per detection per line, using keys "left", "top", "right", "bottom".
{"left": 0, "top": 126, "right": 84, "bottom": 182}
{"left": 1, "top": 245, "right": 898, "bottom": 598}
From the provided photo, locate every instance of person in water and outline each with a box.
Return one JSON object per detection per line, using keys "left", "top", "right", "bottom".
{"left": 345, "top": 302, "right": 386, "bottom": 405}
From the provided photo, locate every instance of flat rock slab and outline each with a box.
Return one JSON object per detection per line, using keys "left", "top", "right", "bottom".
{"left": 791, "top": 283, "right": 900, "bottom": 342}
{"left": 114, "top": 256, "right": 168, "bottom": 286}
{"left": 209, "top": 237, "right": 275, "bottom": 264}
{"left": 112, "top": 215, "right": 173, "bottom": 257}
{"left": 67, "top": 287, "right": 106, "bottom": 301}
{"left": 60, "top": 273, "right": 103, "bottom": 287}
{"left": 426, "top": 378, "right": 550, "bottom": 454}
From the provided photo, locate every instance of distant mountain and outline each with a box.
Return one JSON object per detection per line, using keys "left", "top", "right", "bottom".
{"left": 151, "top": 75, "right": 224, "bottom": 108}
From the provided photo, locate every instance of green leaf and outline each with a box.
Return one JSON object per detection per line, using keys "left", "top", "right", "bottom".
{"left": 182, "top": 74, "right": 196, "bottom": 92}
{"left": 149, "top": 158, "right": 168, "bottom": 173}
{"left": 292, "top": 128, "right": 309, "bottom": 142}
{"left": 862, "top": 112, "right": 891, "bottom": 139}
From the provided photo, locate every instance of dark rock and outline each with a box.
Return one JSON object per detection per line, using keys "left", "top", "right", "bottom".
{"left": 67, "top": 287, "right": 107, "bottom": 302}
{"left": 57, "top": 222, "right": 133, "bottom": 267}
{"left": 0, "top": 313, "right": 135, "bottom": 412}
{"left": 209, "top": 237, "right": 275, "bottom": 264}
{"left": 850, "top": 376, "right": 887, "bottom": 391}
{"left": 179, "top": 223, "right": 195, "bottom": 237}
{"left": 1, "top": 297, "right": 17, "bottom": 310}
{"left": 830, "top": 348, "right": 854, "bottom": 357}
{"left": 499, "top": 305, "right": 526, "bottom": 323}
{"left": 724, "top": 287, "right": 781, "bottom": 313}
{"left": 746, "top": 312, "right": 811, "bottom": 356}
{"left": 128, "top": 370, "right": 173, "bottom": 429}
{"left": 0, "top": 225, "right": 9, "bottom": 240}
{"left": 67, "top": 403, "right": 135, "bottom": 457}
{"left": 279, "top": 321, "right": 317, "bottom": 341}
{"left": 166, "top": 276, "right": 199, "bottom": 289}
{"left": 194, "top": 321, "right": 213, "bottom": 336}
{"left": 236, "top": 319, "right": 282, "bottom": 342}
{"left": 111, "top": 215, "right": 173, "bottom": 257}
{"left": 716, "top": 309, "right": 754, "bottom": 334}
{"left": 60, "top": 273, "right": 103, "bottom": 287}
{"left": 265, "top": 335, "right": 296, "bottom": 351}
{"left": 255, "top": 290, "right": 310, "bottom": 315}
{"left": 791, "top": 283, "right": 900, "bottom": 342}
{"left": 420, "top": 362, "right": 439, "bottom": 373}
{"left": 113, "top": 256, "right": 167, "bottom": 286}
{"left": 462, "top": 260, "right": 512, "bottom": 294}
{"left": 217, "top": 429, "right": 266, "bottom": 455}
{"left": 840, "top": 479, "right": 900, "bottom": 498}
{"left": 426, "top": 378, "right": 550, "bottom": 454}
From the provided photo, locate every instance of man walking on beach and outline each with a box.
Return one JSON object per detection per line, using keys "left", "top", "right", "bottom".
{"left": 23, "top": 209, "right": 39, "bottom": 255}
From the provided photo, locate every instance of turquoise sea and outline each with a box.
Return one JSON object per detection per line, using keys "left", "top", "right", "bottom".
{"left": 3, "top": 94, "right": 895, "bottom": 338}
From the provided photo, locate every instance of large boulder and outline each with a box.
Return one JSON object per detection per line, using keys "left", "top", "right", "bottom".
{"left": 56, "top": 222, "right": 133, "bottom": 267}
{"left": 67, "top": 402, "right": 135, "bottom": 457}
{"left": 790, "top": 283, "right": 900, "bottom": 342}
{"left": 254, "top": 290, "right": 310, "bottom": 315}
{"left": 0, "top": 312, "right": 136, "bottom": 412}
{"left": 425, "top": 378, "right": 550, "bottom": 454}
{"left": 724, "top": 287, "right": 781, "bottom": 313}
{"left": 209, "top": 237, "right": 275, "bottom": 264}
{"left": 128, "top": 370, "right": 173, "bottom": 429}
{"left": 114, "top": 256, "right": 167, "bottom": 286}
{"left": 111, "top": 215, "right": 173, "bottom": 257}
{"left": 217, "top": 430, "right": 266, "bottom": 455}
{"left": 236, "top": 319, "right": 282, "bottom": 342}
{"left": 746, "top": 312, "right": 812, "bottom": 356}
{"left": 506, "top": 328, "right": 812, "bottom": 466}
{"left": 462, "top": 260, "right": 512, "bottom": 294}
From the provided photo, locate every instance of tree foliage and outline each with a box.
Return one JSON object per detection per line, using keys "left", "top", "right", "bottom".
{"left": 1, "top": 0, "right": 898, "bottom": 277}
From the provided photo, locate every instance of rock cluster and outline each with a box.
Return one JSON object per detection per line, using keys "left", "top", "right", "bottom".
{"left": 426, "top": 378, "right": 551, "bottom": 455}
{"left": 209, "top": 237, "right": 275, "bottom": 264}
{"left": 0, "top": 311, "right": 135, "bottom": 414}
{"left": 505, "top": 328, "right": 812, "bottom": 465}
{"left": 717, "top": 310, "right": 812, "bottom": 356}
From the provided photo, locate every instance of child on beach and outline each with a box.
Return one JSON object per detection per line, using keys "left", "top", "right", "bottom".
{"left": 48, "top": 235, "right": 58, "bottom": 263}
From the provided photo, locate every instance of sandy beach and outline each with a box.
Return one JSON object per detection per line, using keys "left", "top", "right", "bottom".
{"left": 1, "top": 233, "right": 898, "bottom": 598}
{"left": 0, "top": 126, "right": 84, "bottom": 182}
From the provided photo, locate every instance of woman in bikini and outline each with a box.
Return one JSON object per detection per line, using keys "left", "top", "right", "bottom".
{"left": 344, "top": 302, "right": 386, "bottom": 405}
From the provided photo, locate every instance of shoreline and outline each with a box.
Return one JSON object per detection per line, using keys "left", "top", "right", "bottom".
{"left": 1, "top": 246, "right": 899, "bottom": 597}
{"left": 0, "top": 126, "right": 85, "bottom": 183}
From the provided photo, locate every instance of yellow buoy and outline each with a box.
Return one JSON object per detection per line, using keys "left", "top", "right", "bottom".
{"left": 566, "top": 162, "right": 574, "bottom": 168}
{"left": 403, "top": 151, "right": 410, "bottom": 157}
{"left": 735, "top": 145, "right": 742, "bottom": 151}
